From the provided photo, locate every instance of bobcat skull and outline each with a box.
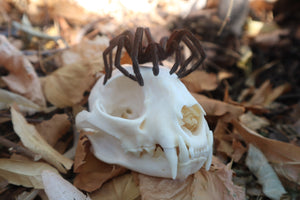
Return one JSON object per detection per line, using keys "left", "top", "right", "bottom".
{"left": 76, "top": 65, "right": 213, "bottom": 179}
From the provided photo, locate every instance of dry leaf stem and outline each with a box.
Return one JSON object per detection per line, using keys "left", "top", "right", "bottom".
{"left": 0, "top": 136, "right": 41, "bottom": 161}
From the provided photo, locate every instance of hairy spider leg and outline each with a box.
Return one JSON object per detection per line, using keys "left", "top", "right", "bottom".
{"left": 144, "top": 28, "right": 160, "bottom": 76}
{"left": 166, "top": 30, "right": 185, "bottom": 75}
{"left": 131, "top": 27, "right": 144, "bottom": 86}
{"left": 176, "top": 36, "right": 199, "bottom": 75}
{"left": 114, "top": 36, "right": 138, "bottom": 82}
{"left": 166, "top": 30, "right": 206, "bottom": 78}
{"left": 103, "top": 30, "right": 135, "bottom": 84}
{"left": 176, "top": 31, "right": 206, "bottom": 78}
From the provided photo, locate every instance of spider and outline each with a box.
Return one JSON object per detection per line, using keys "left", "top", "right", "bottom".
{"left": 103, "top": 27, "right": 206, "bottom": 86}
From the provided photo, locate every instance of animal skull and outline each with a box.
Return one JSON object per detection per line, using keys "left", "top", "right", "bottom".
{"left": 76, "top": 65, "right": 213, "bottom": 179}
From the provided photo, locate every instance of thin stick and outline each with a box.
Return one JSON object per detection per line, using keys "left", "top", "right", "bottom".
{"left": 217, "top": 0, "right": 234, "bottom": 36}
{"left": 0, "top": 136, "right": 41, "bottom": 161}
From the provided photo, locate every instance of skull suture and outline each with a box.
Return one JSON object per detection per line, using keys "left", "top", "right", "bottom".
{"left": 76, "top": 65, "right": 213, "bottom": 179}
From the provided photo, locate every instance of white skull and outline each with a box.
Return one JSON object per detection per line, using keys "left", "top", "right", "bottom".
{"left": 76, "top": 65, "right": 213, "bottom": 179}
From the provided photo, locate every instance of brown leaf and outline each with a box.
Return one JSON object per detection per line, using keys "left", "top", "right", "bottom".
{"left": 214, "top": 120, "right": 246, "bottom": 162}
{"left": 0, "top": 35, "right": 46, "bottom": 106}
{"left": 73, "top": 131, "right": 127, "bottom": 192}
{"left": 35, "top": 114, "right": 71, "bottom": 146}
{"left": 11, "top": 107, "right": 73, "bottom": 173}
{"left": 42, "top": 37, "right": 108, "bottom": 108}
{"left": 90, "top": 173, "right": 140, "bottom": 200}
{"left": 137, "top": 157, "right": 245, "bottom": 200}
{"left": 57, "top": 37, "right": 108, "bottom": 67}
{"left": 0, "top": 158, "right": 58, "bottom": 189}
{"left": 42, "top": 61, "right": 99, "bottom": 108}
{"left": 192, "top": 93, "right": 245, "bottom": 121}
{"left": 248, "top": 80, "right": 291, "bottom": 106}
{"left": 233, "top": 119, "right": 300, "bottom": 184}
{"left": 137, "top": 173, "right": 194, "bottom": 200}
{"left": 181, "top": 71, "right": 218, "bottom": 93}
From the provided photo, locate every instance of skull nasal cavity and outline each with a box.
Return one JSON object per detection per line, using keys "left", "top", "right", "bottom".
{"left": 181, "top": 105, "right": 201, "bottom": 133}
{"left": 102, "top": 76, "right": 145, "bottom": 119}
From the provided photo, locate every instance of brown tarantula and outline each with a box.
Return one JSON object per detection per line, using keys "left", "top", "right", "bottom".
{"left": 103, "top": 27, "right": 206, "bottom": 86}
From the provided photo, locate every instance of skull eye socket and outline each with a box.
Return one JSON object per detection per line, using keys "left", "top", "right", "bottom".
{"left": 181, "top": 104, "right": 202, "bottom": 135}
{"left": 100, "top": 76, "right": 145, "bottom": 119}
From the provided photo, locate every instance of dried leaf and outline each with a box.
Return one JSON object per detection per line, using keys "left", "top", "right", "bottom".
{"left": 181, "top": 71, "right": 218, "bottom": 93}
{"left": 239, "top": 111, "right": 270, "bottom": 130}
{"left": 137, "top": 173, "right": 193, "bottom": 200}
{"left": 42, "top": 170, "right": 91, "bottom": 200}
{"left": 35, "top": 114, "right": 71, "bottom": 146}
{"left": 137, "top": 157, "right": 245, "bottom": 200}
{"left": 42, "top": 61, "right": 100, "bottom": 108}
{"left": 41, "top": 36, "right": 108, "bottom": 108}
{"left": 246, "top": 144, "right": 287, "bottom": 200}
{"left": 192, "top": 93, "right": 245, "bottom": 121}
{"left": 0, "top": 89, "right": 55, "bottom": 114}
{"left": 11, "top": 107, "right": 73, "bottom": 173}
{"left": 57, "top": 36, "right": 108, "bottom": 66}
{"left": 192, "top": 158, "right": 245, "bottom": 200}
{"left": 90, "top": 173, "right": 140, "bottom": 200}
{"left": 233, "top": 119, "right": 300, "bottom": 184}
{"left": 0, "top": 35, "right": 45, "bottom": 106}
{"left": 74, "top": 132, "right": 127, "bottom": 192}
{"left": 214, "top": 120, "right": 246, "bottom": 162}
{"left": 0, "top": 158, "right": 58, "bottom": 189}
{"left": 248, "top": 80, "right": 291, "bottom": 106}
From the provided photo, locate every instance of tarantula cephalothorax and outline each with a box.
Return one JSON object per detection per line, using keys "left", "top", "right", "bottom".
{"left": 103, "top": 27, "right": 206, "bottom": 86}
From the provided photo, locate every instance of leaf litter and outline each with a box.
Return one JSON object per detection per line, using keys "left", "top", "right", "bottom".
{"left": 0, "top": 0, "right": 299, "bottom": 199}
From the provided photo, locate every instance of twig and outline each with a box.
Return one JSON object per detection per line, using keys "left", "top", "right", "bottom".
{"left": 12, "top": 21, "right": 68, "bottom": 47}
{"left": 217, "top": 0, "right": 234, "bottom": 36}
{"left": 0, "top": 136, "right": 41, "bottom": 161}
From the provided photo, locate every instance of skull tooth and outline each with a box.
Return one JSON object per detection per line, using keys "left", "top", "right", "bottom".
{"left": 178, "top": 135, "right": 189, "bottom": 163}
{"left": 189, "top": 146, "right": 195, "bottom": 159}
{"left": 205, "top": 131, "right": 214, "bottom": 170}
{"left": 164, "top": 148, "right": 178, "bottom": 179}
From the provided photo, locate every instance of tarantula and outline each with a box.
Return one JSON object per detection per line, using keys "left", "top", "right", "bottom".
{"left": 103, "top": 27, "right": 206, "bottom": 86}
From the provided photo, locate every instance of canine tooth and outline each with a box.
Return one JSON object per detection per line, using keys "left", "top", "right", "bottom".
{"left": 164, "top": 148, "right": 178, "bottom": 179}
{"left": 205, "top": 131, "right": 214, "bottom": 170}
{"left": 189, "top": 147, "right": 195, "bottom": 159}
{"left": 178, "top": 135, "right": 189, "bottom": 163}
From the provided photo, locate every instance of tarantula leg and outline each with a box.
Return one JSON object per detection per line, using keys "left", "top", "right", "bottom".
{"left": 171, "top": 30, "right": 206, "bottom": 78}
{"left": 177, "top": 34, "right": 206, "bottom": 78}
{"left": 114, "top": 37, "right": 137, "bottom": 81}
{"left": 103, "top": 44, "right": 115, "bottom": 84}
{"left": 169, "top": 43, "right": 182, "bottom": 75}
{"left": 131, "top": 27, "right": 144, "bottom": 86}
{"left": 176, "top": 36, "right": 198, "bottom": 75}
{"left": 145, "top": 28, "right": 159, "bottom": 76}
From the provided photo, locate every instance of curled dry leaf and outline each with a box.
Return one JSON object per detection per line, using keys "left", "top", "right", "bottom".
{"left": 192, "top": 93, "right": 245, "bottom": 121}
{"left": 0, "top": 89, "right": 55, "bottom": 114}
{"left": 42, "top": 170, "right": 91, "bottom": 200}
{"left": 90, "top": 173, "right": 140, "bottom": 200}
{"left": 0, "top": 158, "right": 58, "bottom": 189}
{"left": 233, "top": 119, "right": 300, "bottom": 185}
{"left": 73, "top": 131, "right": 127, "bottom": 192}
{"left": 137, "top": 157, "right": 245, "bottom": 200}
{"left": 57, "top": 36, "right": 109, "bottom": 66}
{"left": 239, "top": 111, "right": 270, "bottom": 131}
{"left": 181, "top": 71, "right": 218, "bottom": 93}
{"left": 42, "top": 61, "right": 100, "bottom": 108}
{"left": 42, "top": 37, "right": 108, "bottom": 108}
{"left": 0, "top": 35, "right": 46, "bottom": 106}
{"left": 35, "top": 114, "right": 71, "bottom": 146}
{"left": 247, "top": 80, "right": 291, "bottom": 106}
{"left": 246, "top": 144, "right": 286, "bottom": 200}
{"left": 11, "top": 107, "right": 73, "bottom": 173}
